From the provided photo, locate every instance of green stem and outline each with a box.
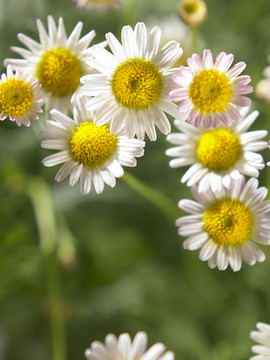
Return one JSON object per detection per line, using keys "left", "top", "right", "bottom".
{"left": 122, "top": 171, "right": 179, "bottom": 223}
{"left": 27, "top": 178, "right": 66, "bottom": 360}
{"left": 191, "top": 26, "right": 198, "bottom": 53}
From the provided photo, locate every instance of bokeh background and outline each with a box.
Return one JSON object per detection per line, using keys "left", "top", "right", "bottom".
{"left": 1, "top": 0, "right": 270, "bottom": 359}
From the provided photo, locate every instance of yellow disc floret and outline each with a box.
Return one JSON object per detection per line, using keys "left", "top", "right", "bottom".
{"left": 111, "top": 58, "right": 163, "bottom": 110}
{"left": 183, "top": 0, "right": 199, "bottom": 13}
{"left": 203, "top": 198, "right": 253, "bottom": 247}
{"left": 36, "top": 48, "right": 82, "bottom": 96}
{"left": 196, "top": 128, "right": 242, "bottom": 171}
{"left": 70, "top": 122, "right": 118, "bottom": 167}
{"left": 189, "top": 69, "right": 232, "bottom": 113}
{"left": 0, "top": 79, "right": 33, "bottom": 117}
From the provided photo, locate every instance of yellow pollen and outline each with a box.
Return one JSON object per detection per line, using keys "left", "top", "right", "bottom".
{"left": 36, "top": 48, "right": 82, "bottom": 96}
{"left": 203, "top": 198, "right": 253, "bottom": 247}
{"left": 189, "top": 69, "right": 232, "bottom": 113}
{"left": 183, "top": 1, "right": 199, "bottom": 13}
{"left": 70, "top": 122, "right": 118, "bottom": 167}
{"left": 0, "top": 79, "right": 33, "bottom": 117}
{"left": 111, "top": 58, "right": 163, "bottom": 110}
{"left": 196, "top": 128, "right": 242, "bottom": 171}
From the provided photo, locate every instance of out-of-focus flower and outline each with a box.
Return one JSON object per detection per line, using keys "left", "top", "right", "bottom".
{"left": 4, "top": 15, "right": 97, "bottom": 114}
{"left": 170, "top": 49, "right": 253, "bottom": 128}
{"left": 255, "top": 57, "right": 270, "bottom": 102}
{"left": 41, "top": 96, "right": 145, "bottom": 195}
{"left": 166, "top": 107, "right": 267, "bottom": 192}
{"left": 177, "top": 176, "right": 270, "bottom": 271}
{"left": 81, "top": 22, "right": 183, "bottom": 141}
{"left": 0, "top": 65, "right": 44, "bottom": 127}
{"left": 74, "top": 0, "right": 122, "bottom": 11}
{"left": 85, "top": 331, "right": 174, "bottom": 360}
{"left": 250, "top": 322, "right": 270, "bottom": 360}
{"left": 177, "top": 0, "right": 207, "bottom": 27}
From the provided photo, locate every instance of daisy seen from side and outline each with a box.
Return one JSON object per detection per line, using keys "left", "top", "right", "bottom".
{"left": 81, "top": 22, "right": 184, "bottom": 141}
{"left": 41, "top": 96, "right": 145, "bottom": 195}
{"left": 170, "top": 49, "right": 253, "bottom": 128}
{"left": 166, "top": 107, "right": 268, "bottom": 192}
{"left": 0, "top": 65, "right": 44, "bottom": 127}
{"left": 177, "top": 0, "right": 207, "bottom": 27}
{"left": 250, "top": 322, "right": 270, "bottom": 360}
{"left": 4, "top": 15, "right": 97, "bottom": 114}
{"left": 74, "top": 0, "right": 122, "bottom": 11}
{"left": 177, "top": 176, "right": 270, "bottom": 271}
{"left": 85, "top": 331, "right": 174, "bottom": 360}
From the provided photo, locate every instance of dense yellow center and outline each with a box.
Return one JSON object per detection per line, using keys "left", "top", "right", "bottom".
{"left": 70, "top": 122, "right": 118, "bottom": 167}
{"left": 36, "top": 48, "right": 82, "bottom": 96}
{"left": 189, "top": 69, "right": 232, "bottom": 113}
{"left": 196, "top": 128, "right": 242, "bottom": 171}
{"left": 0, "top": 79, "right": 33, "bottom": 117}
{"left": 203, "top": 199, "right": 253, "bottom": 247}
{"left": 111, "top": 58, "right": 163, "bottom": 110}
{"left": 183, "top": 1, "right": 199, "bottom": 13}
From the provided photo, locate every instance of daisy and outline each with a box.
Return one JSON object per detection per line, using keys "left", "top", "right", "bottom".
{"left": 41, "top": 96, "right": 145, "bottom": 195}
{"left": 4, "top": 15, "right": 97, "bottom": 114}
{"left": 0, "top": 65, "right": 44, "bottom": 127}
{"left": 250, "top": 322, "right": 270, "bottom": 360}
{"left": 85, "top": 331, "right": 174, "bottom": 360}
{"left": 81, "top": 22, "right": 184, "bottom": 141}
{"left": 177, "top": 0, "right": 207, "bottom": 27}
{"left": 177, "top": 176, "right": 270, "bottom": 271}
{"left": 74, "top": 0, "right": 122, "bottom": 11}
{"left": 170, "top": 49, "right": 253, "bottom": 128}
{"left": 166, "top": 107, "right": 268, "bottom": 192}
{"left": 255, "top": 55, "right": 270, "bottom": 103}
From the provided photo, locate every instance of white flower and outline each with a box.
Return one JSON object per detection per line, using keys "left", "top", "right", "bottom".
{"left": 85, "top": 332, "right": 174, "bottom": 360}
{"left": 74, "top": 0, "right": 122, "bottom": 11}
{"left": 4, "top": 15, "right": 97, "bottom": 114}
{"left": 170, "top": 49, "right": 253, "bottom": 128}
{"left": 177, "top": 176, "right": 270, "bottom": 271}
{"left": 250, "top": 322, "right": 270, "bottom": 360}
{"left": 166, "top": 107, "right": 268, "bottom": 192}
{"left": 255, "top": 55, "right": 270, "bottom": 103}
{"left": 81, "top": 22, "right": 183, "bottom": 141}
{"left": 0, "top": 65, "right": 44, "bottom": 127}
{"left": 41, "top": 96, "right": 145, "bottom": 195}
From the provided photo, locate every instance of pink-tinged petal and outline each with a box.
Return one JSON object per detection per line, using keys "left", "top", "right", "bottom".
{"left": 232, "top": 95, "right": 252, "bottom": 107}
{"left": 186, "top": 109, "right": 198, "bottom": 124}
{"left": 176, "top": 99, "right": 192, "bottom": 112}
{"left": 232, "top": 84, "right": 253, "bottom": 95}
{"left": 226, "top": 61, "right": 246, "bottom": 79}
{"left": 169, "top": 88, "right": 188, "bottom": 101}
{"left": 202, "top": 49, "right": 213, "bottom": 69}
{"left": 226, "top": 105, "right": 243, "bottom": 122}
{"left": 187, "top": 53, "right": 203, "bottom": 73}
{"left": 218, "top": 112, "right": 233, "bottom": 127}
{"left": 233, "top": 75, "right": 251, "bottom": 85}
{"left": 193, "top": 114, "right": 204, "bottom": 127}
{"left": 172, "top": 68, "right": 193, "bottom": 87}
{"left": 214, "top": 52, "right": 234, "bottom": 72}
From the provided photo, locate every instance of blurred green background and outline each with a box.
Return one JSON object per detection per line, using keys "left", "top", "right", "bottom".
{"left": 1, "top": 0, "right": 270, "bottom": 359}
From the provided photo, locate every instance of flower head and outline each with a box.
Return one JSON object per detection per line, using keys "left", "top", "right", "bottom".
{"left": 177, "top": 0, "right": 207, "bottom": 27}
{"left": 166, "top": 107, "right": 268, "bottom": 192}
{"left": 177, "top": 176, "right": 270, "bottom": 271}
{"left": 81, "top": 22, "right": 183, "bottom": 141}
{"left": 170, "top": 49, "right": 253, "bottom": 128}
{"left": 251, "top": 322, "right": 270, "bottom": 360}
{"left": 4, "top": 15, "right": 97, "bottom": 114}
{"left": 255, "top": 55, "right": 270, "bottom": 103}
{"left": 41, "top": 96, "right": 145, "bottom": 195}
{"left": 74, "top": 0, "right": 122, "bottom": 11}
{"left": 0, "top": 65, "right": 44, "bottom": 127}
{"left": 85, "top": 332, "right": 174, "bottom": 360}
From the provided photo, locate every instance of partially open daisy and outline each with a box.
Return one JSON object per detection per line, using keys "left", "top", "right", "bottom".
{"left": 81, "top": 22, "right": 183, "bottom": 141}
{"left": 177, "top": 0, "right": 207, "bottom": 27}
{"left": 74, "top": 0, "right": 122, "bottom": 11}
{"left": 41, "top": 96, "right": 145, "bottom": 195}
{"left": 177, "top": 176, "right": 270, "bottom": 271}
{"left": 166, "top": 107, "right": 268, "bottom": 192}
{"left": 0, "top": 65, "right": 44, "bottom": 127}
{"left": 250, "top": 322, "right": 270, "bottom": 360}
{"left": 170, "top": 49, "right": 253, "bottom": 128}
{"left": 4, "top": 15, "right": 97, "bottom": 114}
{"left": 85, "top": 331, "right": 174, "bottom": 360}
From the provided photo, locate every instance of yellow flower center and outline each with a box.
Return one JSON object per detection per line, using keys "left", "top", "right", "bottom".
{"left": 111, "top": 58, "right": 163, "bottom": 110}
{"left": 203, "top": 198, "right": 253, "bottom": 247}
{"left": 36, "top": 48, "right": 82, "bottom": 96}
{"left": 196, "top": 128, "right": 242, "bottom": 171}
{"left": 189, "top": 69, "right": 232, "bottom": 113}
{"left": 183, "top": 0, "right": 199, "bottom": 13}
{"left": 70, "top": 122, "right": 118, "bottom": 167}
{"left": 0, "top": 79, "right": 33, "bottom": 117}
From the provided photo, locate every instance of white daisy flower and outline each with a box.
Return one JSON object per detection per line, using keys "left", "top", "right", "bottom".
{"left": 41, "top": 96, "right": 145, "bottom": 195}
{"left": 85, "top": 331, "right": 174, "bottom": 360}
{"left": 250, "top": 322, "right": 270, "bottom": 360}
{"left": 255, "top": 55, "right": 270, "bottom": 103}
{"left": 74, "top": 0, "right": 122, "bottom": 11}
{"left": 0, "top": 65, "right": 44, "bottom": 127}
{"left": 4, "top": 15, "right": 97, "bottom": 114}
{"left": 166, "top": 107, "right": 268, "bottom": 192}
{"left": 81, "top": 22, "right": 183, "bottom": 141}
{"left": 177, "top": 176, "right": 270, "bottom": 271}
{"left": 170, "top": 49, "right": 253, "bottom": 128}
{"left": 177, "top": 0, "right": 207, "bottom": 27}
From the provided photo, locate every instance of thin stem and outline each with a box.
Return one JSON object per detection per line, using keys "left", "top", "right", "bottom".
{"left": 191, "top": 26, "right": 198, "bottom": 53}
{"left": 122, "top": 171, "right": 179, "bottom": 223}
